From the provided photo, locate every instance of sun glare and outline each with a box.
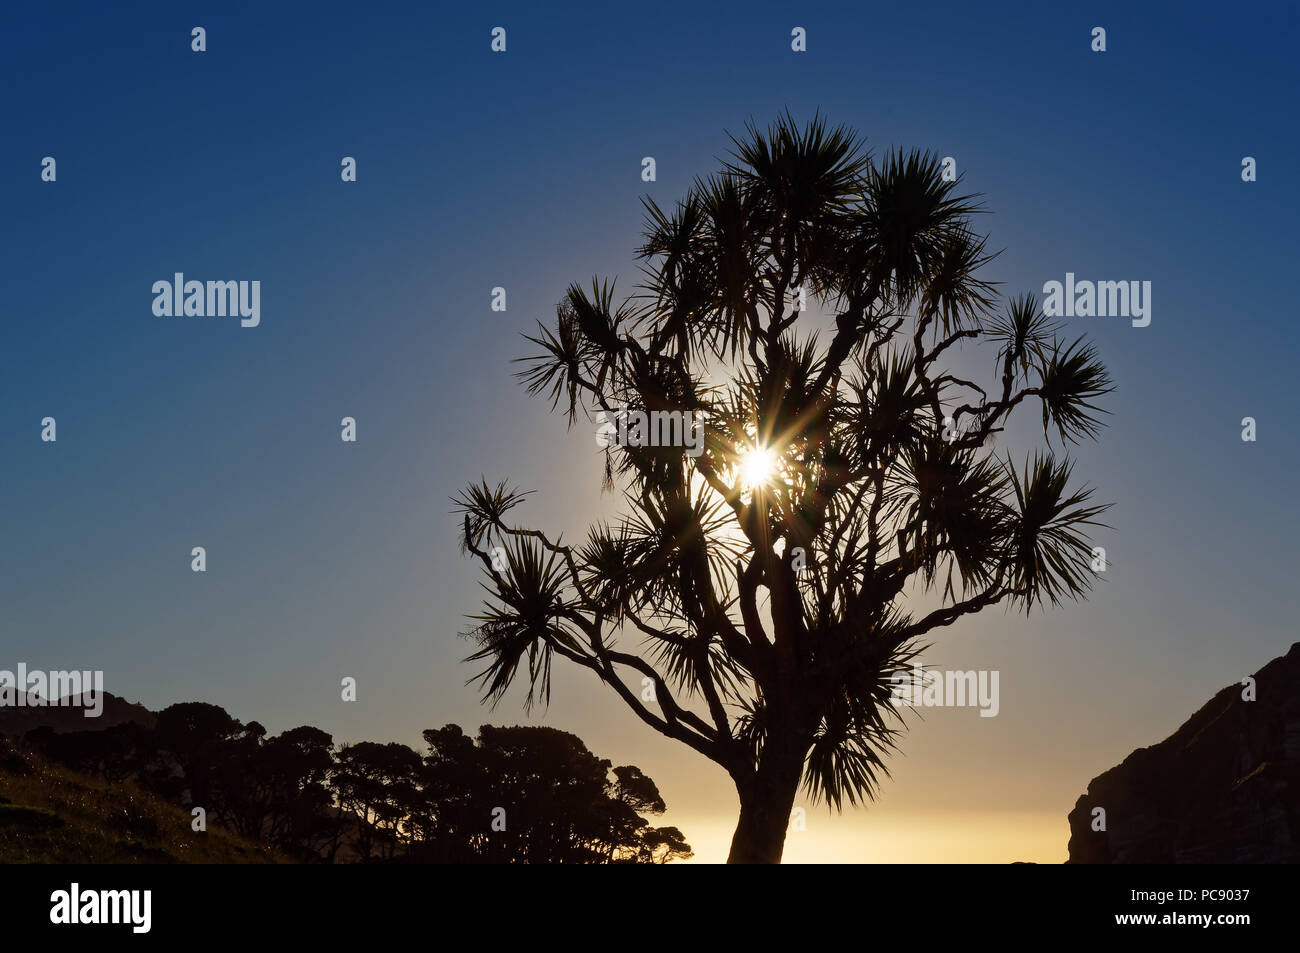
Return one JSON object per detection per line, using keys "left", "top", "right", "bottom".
{"left": 740, "top": 445, "right": 778, "bottom": 490}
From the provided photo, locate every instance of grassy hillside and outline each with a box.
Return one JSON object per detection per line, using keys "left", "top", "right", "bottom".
{"left": 0, "top": 738, "right": 284, "bottom": 864}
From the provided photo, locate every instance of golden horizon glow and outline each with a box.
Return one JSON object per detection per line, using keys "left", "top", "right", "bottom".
{"left": 668, "top": 810, "right": 1069, "bottom": 863}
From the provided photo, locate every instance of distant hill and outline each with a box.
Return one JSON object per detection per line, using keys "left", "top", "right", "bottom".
{"left": 0, "top": 737, "right": 282, "bottom": 863}
{"left": 0, "top": 691, "right": 155, "bottom": 736}
{"left": 1067, "top": 642, "right": 1300, "bottom": 863}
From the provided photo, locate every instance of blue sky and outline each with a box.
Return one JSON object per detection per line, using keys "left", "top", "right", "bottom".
{"left": 2, "top": 1, "right": 1297, "bottom": 860}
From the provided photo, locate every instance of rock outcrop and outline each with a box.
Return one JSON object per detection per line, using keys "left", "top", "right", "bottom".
{"left": 1067, "top": 642, "right": 1300, "bottom": 862}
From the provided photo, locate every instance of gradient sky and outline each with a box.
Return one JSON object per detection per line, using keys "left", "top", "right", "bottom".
{"left": 3, "top": 1, "right": 1297, "bottom": 862}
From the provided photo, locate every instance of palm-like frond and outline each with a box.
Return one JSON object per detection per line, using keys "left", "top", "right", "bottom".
{"left": 463, "top": 538, "right": 578, "bottom": 710}
{"left": 986, "top": 293, "right": 1057, "bottom": 384}
{"left": 1036, "top": 335, "right": 1114, "bottom": 444}
{"left": 900, "top": 438, "right": 1010, "bottom": 595}
{"left": 846, "top": 352, "right": 931, "bottom": 465}
{"left": 1005, "top": 454, "right": 1110, "bottom": 612}
{"left": 854, "top": 148, "right": 985, "bottom": 305}
{"left": 918, "top": 226, "right": 1000, "bottom": 334}
{"left": 803, "top": 612, "right": 920, "bottom": 809}
{"left": 514, "top": 280, "right": 632, "bottom": 422}
{"left": 515, "top": 311, "right": 584, "bottom": 421}
{"left": 451, "top": 479, "right": 533, "bottom": 552}
{"left": 724, "top": 110, "right": 870, "bottom": 230}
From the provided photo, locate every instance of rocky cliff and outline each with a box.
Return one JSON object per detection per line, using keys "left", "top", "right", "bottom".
{"left": 1067, "top": 642, "right": 1300, "bottom": 862}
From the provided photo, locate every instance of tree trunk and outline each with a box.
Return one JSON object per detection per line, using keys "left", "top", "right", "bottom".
{"left": 726, "top": 747, "right": 805, "bottom": 864}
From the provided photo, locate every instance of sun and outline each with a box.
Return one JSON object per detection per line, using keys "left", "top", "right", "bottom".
{"left": 739, "top": 445, "right": 778, "bottom": 490}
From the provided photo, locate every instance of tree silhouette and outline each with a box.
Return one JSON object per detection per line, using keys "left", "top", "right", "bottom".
{"left": 333, "top": 741, "right": 422, "bottom": 861}
{"left": 418, "top": 724, "right": 689, "bottom": 863}
{"left": 148, "top": 702, "right": 261, "bottom": 824}
{"left": 16, "top": 705, "right": 686, "bottom": 863}
{"left": 455, "top": 113, "right": 1113, "bottom": 862}
{"left": 246, "top": 726, "right": 336, "bottom": 859}
{"left": 416, "top": 724, "right": 486, "bottom": 861}
{"left": 634, "top": 825, "right": 693, "bottom": 864}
